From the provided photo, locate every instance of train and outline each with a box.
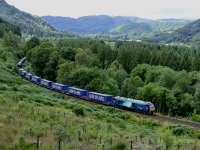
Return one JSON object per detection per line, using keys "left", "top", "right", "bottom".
{"left": 17, "top": 58, "right": 156, "bottom": 114}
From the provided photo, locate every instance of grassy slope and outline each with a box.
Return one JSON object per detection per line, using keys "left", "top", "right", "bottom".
{"left": 0, "top": 45, "right": 200, "bottom": 150}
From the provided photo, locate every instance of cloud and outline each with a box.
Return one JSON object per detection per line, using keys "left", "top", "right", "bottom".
{"left": 6, "top": 0, "right": 200, "bottom": 19}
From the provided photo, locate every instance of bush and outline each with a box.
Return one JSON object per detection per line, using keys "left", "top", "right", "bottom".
{"left": 118, "top": 113, "right": 131, "bottom": 120}
{"left": 192, "top": 114, "right": 200, "bottom": 122}
{"left": 0, "top": 84, "right": 8, "bottom": 90}
{"left": 72, "top": 106, "right": 85, "bottom": 116}
{"left": 141, "top": 119, "right": 161, "bottom": 127}
{"left": 162, "top": 131, "right": 174, "bottom": 150}
{"left": 170, "top": 125, "right": 193, "bottom": 136}
{"left": 12, "top": 86, "right": 18, "bottom": 91}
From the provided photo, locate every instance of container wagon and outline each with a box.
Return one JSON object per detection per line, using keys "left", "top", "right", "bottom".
{"left": 88, "top": 92, "right": 113, "bottom": 105}
{"left": 25, "top": 73, "right": 32, "bottom": 80}
{"left": 19, "top": 69, "right": 26, "bottom": 77}
{"left": 68, "top": 87, "right": 88, "bottom": 97}
{"left": 31, "top": 76, "right": 41, "bottom": 84}
{"left": 40, "top": 79, "right": 52, "bottom": 89}
{"left": 52, "top": 82, "right": 68, "bottom": 93}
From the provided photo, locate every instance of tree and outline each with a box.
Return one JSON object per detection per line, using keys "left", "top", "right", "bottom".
{"left": 25, "top": 37, "right": 40, "bottom": 50}
{"left": 159, "top": 68, "right": 177, "bottom": 89}
{"left": 179, "top": 93, "right": 194, "bottom": 116}
{"left": 101, "top": 78, "right": 120, "bottom": 95}
{"left": 75, "top": 49, "right": 92, "bottom": 66}
{"left": 44, "top": 51, "right": 59, "bottom": 81}
{"left": 107, "top": 60, "right": 128, "bottom": 90}
{"left": 173, "top": 70, "right": 191, "bottom": 93}
{"left": 137, "top": 83, "right": 168, "bottom": 113}
{"left": 194, "top": 84, "right": 200, "bottom": 113}
{"left": 25, "top": 37, "right": 40, "bottom": 60}
{"left": 131, "top": 64, "right": 151, "bottom": 81}
{"left": 60, "top": 47, "right": 76, "bottom": 61}
{"left": 121, "top": 76, "right": 143, "bottom": 98}
{"left": 29, "top": 41, "right": 56, "bottom": 77}
{"left": 97, "top": 45, "right": 114, "bottom": 69}
{"left": 3, "top": 31, "right": 21, "bottom": 48}
{"left": 165, "top": 91, "right": 177, "bottom": 115}
{"left": 56, "top": 61, "right": 75, "bottom": 84}
{"left": 54, "top": 125, "right": 68, "bottom": 150}
{"left": 118, "top": 47, "right": 135, "bottom": 73}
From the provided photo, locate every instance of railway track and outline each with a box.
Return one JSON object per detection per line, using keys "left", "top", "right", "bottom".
{"left": 150, "top": 114, "right": 200, "bottom": 129}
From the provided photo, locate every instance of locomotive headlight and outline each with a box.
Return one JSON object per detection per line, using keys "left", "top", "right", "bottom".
{"left": 150, "top": 107, "right": 155, "bottom": 112}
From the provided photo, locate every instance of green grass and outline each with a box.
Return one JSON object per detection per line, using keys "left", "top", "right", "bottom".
{"left": 0, "top": 46, "right": 200, "bottom": 150}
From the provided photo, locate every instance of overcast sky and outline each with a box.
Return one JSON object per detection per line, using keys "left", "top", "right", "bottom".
{"left": 6, "top": 0, "right": 200, "bottom": 19}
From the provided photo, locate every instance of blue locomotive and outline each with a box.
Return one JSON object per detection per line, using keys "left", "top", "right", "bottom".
{"left": 114, "top": 96, "right": 155, "bottom": 114}
{"left": 17, "top": 58, "right": 156, "bottom": 114}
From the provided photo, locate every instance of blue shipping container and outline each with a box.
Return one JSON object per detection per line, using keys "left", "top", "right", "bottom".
{"left": 88, "top": 92, "right": 113, "bottom": 105}
{"left": 40, "top": 79, "right": 52, "bottom": 88}
{"left": 52, "top": 82, "right": 68, "bottom": 92}
{"left": 25, "top": 73, "right": 32, "bottom": 80}
{"left": 68, "top": 87, "right": 88, "bottom": 97}
{"left": 19, "top": 69, "right": 26, "bottom": 77}
{"left": 31, "top": 76, "right": 41, "bottom": 84}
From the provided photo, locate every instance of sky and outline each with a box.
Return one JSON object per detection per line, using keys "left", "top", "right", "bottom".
{"left": 6, "top": 0, "right": 200, "bottom": 19}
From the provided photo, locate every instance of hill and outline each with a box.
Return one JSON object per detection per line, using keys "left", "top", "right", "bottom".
{"left": 148, "top": 19, "right": 200, "bottom": 45}
{"left": 0, "top": 0, "right": 68, "bottom": 37}
{"left": 42, "top": 15, "right": 152, "bottom": 34}
{"left": 42, "top": 15, "right": 190, "bottom": 39}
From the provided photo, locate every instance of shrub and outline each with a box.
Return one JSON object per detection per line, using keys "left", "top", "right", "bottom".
{"left": 141, "top": 119, "right": 161, "bottom": 127}
{"left": 170, "top": 125, "right": 193, "bottom": 136}
{"left": 162, "top": 131, "right": 174, "bottom": 150}
{"left": 118, "top": 120, "right": 126, "bottom": 129}
{"left": 72, "top": 106, "right": 85, "bottom": 116}
{"left": 0, "top": 84, "right": 8, "bottom": 90}
{"left": 12, "top": 86, "right": 18, "bottom": 91}
{"left": 192, "top": 114, "right": 200, "bottom": 122}
{"left": 119, "top": 113, "right": 131, "bottom": 120}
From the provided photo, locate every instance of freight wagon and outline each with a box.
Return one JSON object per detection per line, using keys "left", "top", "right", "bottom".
{"left": 52, "top": 82, "right": 68, "bottom": 93}
{"left": 19, "top": 69, "right": 26, "bottom": 77}
{"left": 25, "top": 73, "right": 32, "bottom": 80}
{"left": 31, "top": 76, "right": 41, "bottom": 84}
{"left": 88, "top": 92, "right": 113, "bottom": 105}
{"left": 40, "top": 79, "right": 52, "bottom": 88}
{"left": 68, "top": 87, "right": 88, "bottom": 97}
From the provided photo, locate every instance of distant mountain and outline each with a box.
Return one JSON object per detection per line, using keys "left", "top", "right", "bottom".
{"left": 148, "top": 19, "right": 200, "bottom": 45}
{"left": 42, "top": 15, "right": 191, "bottom": 39}
{"left": 42, "top": 15, "right": 153, "bottom": 34}
{"left": 157, "top": 19, "right": 192, "bottom": 23}
{"left": 0, "top": 0, "right": 67, "bottom": 37}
